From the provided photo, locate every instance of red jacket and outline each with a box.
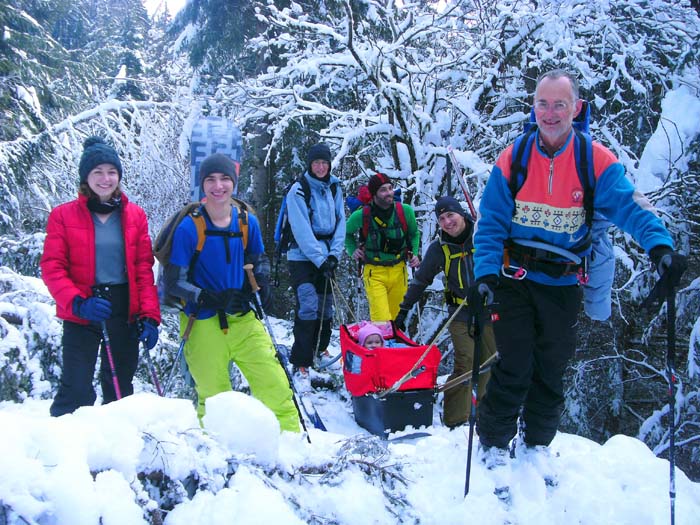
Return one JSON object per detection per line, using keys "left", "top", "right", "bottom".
{"left": 40, "top": 193, "right": 161, "bottom": 325}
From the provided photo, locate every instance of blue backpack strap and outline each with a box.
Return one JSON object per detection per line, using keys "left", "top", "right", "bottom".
{"left": 573, "top": 100, "right": 591, "bottom": 134}
{"left": 508, "top": 127, "right": 538, "bottom": 206}
{"left": 572, "top": 129, "right": 595, "bottom": 230}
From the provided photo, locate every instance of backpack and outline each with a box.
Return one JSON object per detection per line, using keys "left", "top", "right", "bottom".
{"left": 360, "top": 202, "right": 409, "bottom": 256}
{"left": 345, "top": 185, "right": 402, "bottom": 213}
{"left": 153, "top": 197, "right": 251, "bottom": 308}
{"left": 508, "top": 101, "right": 615, "bottom": 320}
{"left": 346, "top": 185, "right": 409, "bottom": 257}
{"left": 273, "top": 176, "right": 339, "bottom": 256}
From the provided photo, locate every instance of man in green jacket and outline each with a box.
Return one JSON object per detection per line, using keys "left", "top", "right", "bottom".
{"left": 345, "top": 173, "right": 420, "bottom": 321}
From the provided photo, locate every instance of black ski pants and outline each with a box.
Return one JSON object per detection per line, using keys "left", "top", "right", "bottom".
{"left": 50, "top": 284, "right": 139, "bottom": 417}
{"left": 477, "top": 277, "right": 581, "bottom": 448}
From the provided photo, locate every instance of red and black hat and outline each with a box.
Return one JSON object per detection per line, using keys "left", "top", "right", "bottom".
{"left": 367, "top": 173, "right": 392, "bottom": 195}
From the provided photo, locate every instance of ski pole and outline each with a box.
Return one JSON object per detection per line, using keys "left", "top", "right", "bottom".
{"left": 666, "top": 284, "right": 677, "bottom": 525}
{"left": 464, "top": 300, "right": 484, "bottom": 497}
{"left": 100, "top": 321, "right": 121, "bottom": 400}
{"left": 642, "top": 271, "right": 678, "bottom": 525}
{"left": 356, "top": 261, "right": 363, "bottom": 323}
{"left": 92, "top": 287, "right": 121, "bottom": 400}
{"left": 447, "top": 146, "right": 477, "bottom": 220}
{"left": 244, "top": 264, "right": 313, "bottom": 441}
{"left": 163, "top": 313, "right": 196, "bottom": 396}
{"left": 141, "top": 339, "right": 164, "bottom": 397}
{"left": 313, "top": 274, "right": 330, "bottom": 369}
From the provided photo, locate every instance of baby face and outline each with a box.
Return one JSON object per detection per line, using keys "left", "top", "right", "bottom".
{"left": 364, "top": 334, "right": 383, "bottom": 350}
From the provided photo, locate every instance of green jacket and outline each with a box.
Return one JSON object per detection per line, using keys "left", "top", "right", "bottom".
{"left": 345, "top": 203, "right": 420, "bottom": 264}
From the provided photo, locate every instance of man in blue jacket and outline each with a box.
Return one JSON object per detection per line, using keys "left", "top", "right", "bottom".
{"left": 286, "top": 143, "right": 346, "bottom": 389}
{"left": 470, "top": 69, "right": 687, "bottom": 460}
{"left": 167, "top": 153, "right": 299, "bottom": 431}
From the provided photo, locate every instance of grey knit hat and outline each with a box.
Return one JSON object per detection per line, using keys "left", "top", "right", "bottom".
{"left": 199, "top": 153, "right": 238, "bottom": 188}
{"left": 78, "top": 136, "right": 123, "bottom": 183}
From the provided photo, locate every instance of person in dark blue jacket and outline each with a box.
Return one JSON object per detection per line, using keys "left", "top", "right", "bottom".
{"left": 285, "top": 143, "right": 346, "bottom": 389}
{"left": 470, "top": 69, "right": 687, "bottom": 460}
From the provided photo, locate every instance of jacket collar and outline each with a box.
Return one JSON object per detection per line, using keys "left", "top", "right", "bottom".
{"left": 303, "top": 171, "right": 340, "bottom": 189}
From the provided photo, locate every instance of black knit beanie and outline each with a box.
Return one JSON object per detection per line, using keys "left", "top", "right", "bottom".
{"left": 306, "top": 143, "right": 332, "bottom": 173}
{"left": 79, "top": 137, "right": 123, "bottom": 184}
{"left": 199, "top": 153, "right": 238, "bottom": 188}
{"left": 434, "top": 196, "right": 468, "bottom": 219}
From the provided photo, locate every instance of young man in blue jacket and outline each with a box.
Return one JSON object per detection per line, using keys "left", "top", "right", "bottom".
{"left": 167, "top": 153, "right": 299, "bottom": 432}
{"left": 286, "top": 143, "right": 346, "bottom": 389}
{"left": 470, "top": 69, "right": 687, "bottom": 460}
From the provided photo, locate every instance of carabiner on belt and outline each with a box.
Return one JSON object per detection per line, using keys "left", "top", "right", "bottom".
{"left": 501, "top": 264, "right": 527, "bottom": 280}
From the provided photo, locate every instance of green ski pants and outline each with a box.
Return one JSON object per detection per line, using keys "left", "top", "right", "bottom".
{"left": 181, "top": 311, "right": 300, "bottom": 433}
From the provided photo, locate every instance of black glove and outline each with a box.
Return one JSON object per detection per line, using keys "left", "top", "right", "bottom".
{"left": 137, "top": 318, "right": 159, "bottom": 350}
{"left": 197, "top": 289, "right": 231, "bottom": 310}
{"left": 394, "top": 309, "right": 408, "bottom": 332}
{"left": 649, "top": 246, "right": 688, "bottom": 288}
{"left": 467, "top": 275, "right": 498, "bottom": 314}
{"left": 73, "top": 296, "right": 112, "bottom": 322}
{"left": 320, "top": 255, "right": 339, "bottom": 278}
{"left": 227, "top": 288, "right": 253, "bottom": 313}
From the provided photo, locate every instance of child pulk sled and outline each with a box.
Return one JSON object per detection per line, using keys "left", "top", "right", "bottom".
{"left": 340, "top": 321, "right": 441, "bottom": 437}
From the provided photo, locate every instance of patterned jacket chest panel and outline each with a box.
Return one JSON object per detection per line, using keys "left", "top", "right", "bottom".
{"left": 513, "top": 144, "right": 586, "bottom": 235}
{"left": 496, "top": 138, "right": 620, "bottom": 238}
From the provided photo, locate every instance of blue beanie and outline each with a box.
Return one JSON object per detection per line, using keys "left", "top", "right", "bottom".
{"left": 306, "top": 143, "right": 332, "bottom": 172}
{"left": 79, "top": 136, "right": 123, "bottom": 183}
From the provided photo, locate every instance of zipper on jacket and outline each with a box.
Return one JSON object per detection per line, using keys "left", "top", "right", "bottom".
{"left": 548, "top": 156, "right": 554, "bottom": 195}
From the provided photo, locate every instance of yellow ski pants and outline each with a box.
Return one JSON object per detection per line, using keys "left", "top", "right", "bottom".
{"left": 363, "top": 262, "right": 408, "bottom": 322}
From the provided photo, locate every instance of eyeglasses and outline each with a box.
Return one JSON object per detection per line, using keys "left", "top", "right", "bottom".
{"left": 534, "top": 101, "right": 571, "bottom": 112}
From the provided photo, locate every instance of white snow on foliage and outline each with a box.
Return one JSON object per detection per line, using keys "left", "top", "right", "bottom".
{"left": 635, "top": 87, "right": 700, "bottom": 194}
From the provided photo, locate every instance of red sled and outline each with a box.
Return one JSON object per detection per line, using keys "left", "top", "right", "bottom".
{"left": 339, "top": 322, "right": 441, "bottom": 396}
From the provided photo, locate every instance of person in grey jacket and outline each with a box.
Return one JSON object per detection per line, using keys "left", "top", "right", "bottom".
{"left": 395, "top": 196, "right": 497, "bottom": 428}
{"left": 286, "top": 142, "right": 346, "bottom": 387}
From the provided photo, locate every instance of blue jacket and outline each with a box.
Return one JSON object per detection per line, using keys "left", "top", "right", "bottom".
{"left": 474, "top": 130, "right": 674, "bottom": 285}
{"left": 170, "top": 205, "right": 264, "bottom": 319}
{"left": 286, "top": 171, "right": 346, "bottom": 267}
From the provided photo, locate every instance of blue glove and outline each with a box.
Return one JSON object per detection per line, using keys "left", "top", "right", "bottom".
{"left": 73, "top": 296, "right": 112, "bottom": 322}
{"left": 649, "top": 246, "right": 687, "bottom": 288}
{"left": 138, "top": 318, "right": 159, "bottom": 350}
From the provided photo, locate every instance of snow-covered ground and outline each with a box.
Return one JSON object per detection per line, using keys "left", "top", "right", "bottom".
{"left": 1, "top": 313, "right": 699, "bottom": 525}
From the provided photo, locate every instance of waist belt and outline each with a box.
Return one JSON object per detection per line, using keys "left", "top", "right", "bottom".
{"left": 290, "top": 232, "right": 334, "bottom": 250}
{"left": 365, "top": 257, "right": 404, "bottom": 267}
{"left": 503, "top": 239, "right": 588, "bottom": 280}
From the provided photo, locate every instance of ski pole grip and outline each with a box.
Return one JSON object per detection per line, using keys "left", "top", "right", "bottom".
{"left": 243, "top": 263, "right": 260, "bottom": 293}
{"left": 182, "top": 313, "right": 196, "bottom": 340}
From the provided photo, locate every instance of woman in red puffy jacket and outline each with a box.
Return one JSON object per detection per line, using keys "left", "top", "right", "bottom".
{"left": 40, "top": 137, "right": 161, "bottom": 416}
